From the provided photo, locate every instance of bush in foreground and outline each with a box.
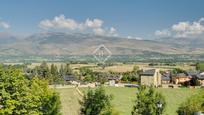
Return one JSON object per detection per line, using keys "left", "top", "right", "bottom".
{"left": 177, "top": 89, "right": 204, "bottom": 115}
{"left": 80, "top": 87, "right": 115, "bottom": 115}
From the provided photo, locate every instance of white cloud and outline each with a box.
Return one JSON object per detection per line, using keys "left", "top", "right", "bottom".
{"left": 39, "top": 15, "right": 81, "bottom": 30}
{"left": 155, "top": 30, "right": 171, "bottom": 37}
{"left": 172, "top": 22, "right": 190, "bottom": 31}
{"left": 39, "top": 14, "right": 118, "bottom": 36}
{"left": 127, "top": 36, "right": 142, "bottom": 40}
{"left": 85, "top": 18, "right": 103, "bottom": 28}
{"left": 93, "top": 28, "right": 105, "bottom": 35}
{"left": 0, "top": 20, "right": 10, "bottom": 29}
{"left": 199, "top": 18, "right": 204, "bottom": 23}
{"left": 155, "top": 17, "right": 204, "bottom": 38}
{"left": 107, "top": 27, "right": 118, "bottom": 36}
{"left": 172, "top": 21, "right": 204, "bottom": 38}
{"left": 109, "top": 27, "right": 116, "bottom": 34}
{"left": 93, "top": 27, "right": 118, "bottom": 36}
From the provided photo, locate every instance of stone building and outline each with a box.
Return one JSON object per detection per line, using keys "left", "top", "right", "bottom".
{"left": 140, "top": 69, "right": 161, "bottom": 87}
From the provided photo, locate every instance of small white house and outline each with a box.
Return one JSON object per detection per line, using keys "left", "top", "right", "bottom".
{"left": 108, "top": 75, "right": 121, "bottom": 86}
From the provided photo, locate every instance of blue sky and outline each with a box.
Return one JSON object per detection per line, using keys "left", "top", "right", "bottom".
{"left": 0, "top": 0, "right": 204, "bottom": 39}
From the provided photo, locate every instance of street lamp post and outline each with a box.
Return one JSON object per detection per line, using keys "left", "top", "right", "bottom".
{"left": 157, "top": 101, "right": 162, "bottom": 115}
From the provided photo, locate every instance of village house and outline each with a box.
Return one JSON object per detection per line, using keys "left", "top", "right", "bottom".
{"left": 63, "top": 74, "right": 80, "bottom": 85}
{"left": 64, "top": 74, "right": 76, "bottom": 81}
{"left": 172, "top": 73, "right": 191, "bottom": 84}
{"left": 108, "top": 75, "right": 122, "bottom": 86}
{"left": 140, "top": 69, "right": 161, "bottom": 87}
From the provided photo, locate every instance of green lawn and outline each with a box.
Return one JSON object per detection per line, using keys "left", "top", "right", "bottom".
{"left": 56, "top": 87, "right": 200, "bottom": 115}
{"left": 57, "top": 88, "right": 81, "bottom": 115}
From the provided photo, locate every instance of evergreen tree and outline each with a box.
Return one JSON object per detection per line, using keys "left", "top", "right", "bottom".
{"left": 64, "top": 63, "right": 72, "bottom": 75}
{"left": 39, "top": 61, "right": 50, "bottom": 79}
{"left": 50, "top": 64, "right": 60, "bottom": 83}
{"left": 59, "top": 64, "right": 65, "bottom": 76}
{"left": 50, "top": 64, "right": 56, "bottom": 75}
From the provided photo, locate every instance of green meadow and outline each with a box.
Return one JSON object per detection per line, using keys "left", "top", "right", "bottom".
{"left": 57, "top": 87, "right": 200, "bottom": 115}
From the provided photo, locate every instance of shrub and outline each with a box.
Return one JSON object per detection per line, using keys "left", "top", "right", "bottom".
{"left": 80, "top": 87, "right": 113, "bottom": 115}
{"left": 177, "top": 90, "right": 204, "bottom": 115}
{"left": 132, "top": 85, "right": 166, "bottom": 115}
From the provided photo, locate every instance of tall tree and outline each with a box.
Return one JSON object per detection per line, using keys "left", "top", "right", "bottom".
{"left": 39, "top": 61, "right": 50, "bottom": 79}
{"left": 59, "top": 64, "right": 64, "bottom": 76}
{"left": 0, "top": 68, "right": 31, "bottom": 114}
{"left": 50, "top": 64, "right": 60, "bottom": 83}
{"left": 0, "top": 67, "right": 61, "bottom": 115}
{"left": 64, "top": 63, "right": 72, "bottom": 75}
{"left": 132, "top": 85, "right": 166, "bottom": 115}
{"left": 30, "top": 77, "right": 61, "bottom": 115}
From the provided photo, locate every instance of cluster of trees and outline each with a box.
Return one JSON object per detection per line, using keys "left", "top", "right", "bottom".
{"left": 175, "top": 62, "right": 204, "bottom": 72}
{"left": 79, "top": 67, "right": 95, "bottom": 82}
{"left": 172, "top": 68, "right": 186, "bottom": 74}
{"left": 79, "top": 67, "right": 108, "bottom": 83}
{"left": 0, "top": 66, "right": 61, "bottom": 114}
{"left": 121, "top": 65, "right": 141, "bottom": 82}
{"left": 121, "top": 71, "right": 138, "bottom": 82}
{"left": 25, "top": 61, "right": 73, "bottom": 84}
{"left": 79, "top": 65, "right": 141, "bottom": 83}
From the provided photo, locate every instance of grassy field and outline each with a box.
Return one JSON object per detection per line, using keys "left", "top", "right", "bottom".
{"left": 56, "top": 87, "right": 200, "bottom": 115}
{"left": 57, "top": 88, "right": 81, "bottom": 115}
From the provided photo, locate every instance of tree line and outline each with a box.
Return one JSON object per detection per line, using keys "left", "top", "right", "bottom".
{"left": 25, "top": 61, "right": 73, "bottom": 84}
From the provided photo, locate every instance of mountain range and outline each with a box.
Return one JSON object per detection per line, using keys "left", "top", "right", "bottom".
{"left": 0, "top": 32, "right": 204, "bottom": 57}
